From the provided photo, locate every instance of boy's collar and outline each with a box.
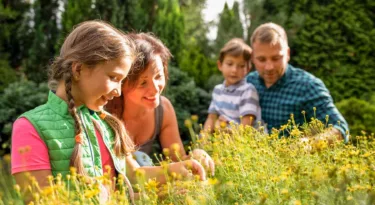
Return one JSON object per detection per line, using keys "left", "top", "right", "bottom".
{"left": 222, "top": 79, "right": 246, "bottom": 92}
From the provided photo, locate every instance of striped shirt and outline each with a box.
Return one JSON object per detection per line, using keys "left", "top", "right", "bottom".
{"left": 208, "top": 79, "right": 262, "bottom": 125}
{"left": 246, "top": 64, "right": 349, "bottom": 142}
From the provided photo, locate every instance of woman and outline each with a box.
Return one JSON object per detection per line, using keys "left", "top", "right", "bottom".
{"left": 106, "top": 33, "right": 214, "bottom": 174}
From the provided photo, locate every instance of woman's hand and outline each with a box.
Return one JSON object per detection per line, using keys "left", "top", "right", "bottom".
{"left": 168, "top": 159, "right": 206, "bottom": 181}
{"left": 190, "top": 149, "right": 215, "bottom": 176}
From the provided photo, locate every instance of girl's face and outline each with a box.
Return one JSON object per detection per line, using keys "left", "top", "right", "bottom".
{"left": 123, "top": 55, "right": 166, "bottom": 109}
{"left": 73, "top": 57, "right": 133, "bottom": 111}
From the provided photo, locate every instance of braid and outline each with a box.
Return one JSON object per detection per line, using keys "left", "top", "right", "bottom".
{"left": 100, "top": 112, "right": 134, "bottom": 156}
{"left": 65, "top": 72, "right": 85, "bottom": 175}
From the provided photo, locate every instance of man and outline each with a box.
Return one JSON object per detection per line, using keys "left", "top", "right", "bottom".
{"left": 246, "top": 22, "right": 349, "bottom": 142}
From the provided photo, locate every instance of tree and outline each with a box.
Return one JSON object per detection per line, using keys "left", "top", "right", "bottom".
{"left": 242, "top": 0, "right": 294, "bottom": 44}
{"left": 152, "top": 0, "right": 184, "bottom": 65}
{"left": 178, "top": 0, "right": 218, "bottom": 88}
{"left": 215, "top": 2, "right": 244, "bottom": 55}
{"left": 23, "top": 0, "right": 59, "bottom": 83}
{"left": 92, "top": 0, "right": 128, "bottom": 30}
{"left": 0, "top": 0, "right": 30, "bottom": 68}
{"left": 61, "top": 0, "right": 94, "bottom": 35}
{"left": 178, "top": 38, "right": 217, "bottom": 88}
{"left": 180, "top": 0, "right": 211, "bottom": 55}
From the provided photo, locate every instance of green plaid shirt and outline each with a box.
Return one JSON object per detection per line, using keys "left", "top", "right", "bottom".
{"left": 246, "top": 64, "right": 349, "bottom": 142}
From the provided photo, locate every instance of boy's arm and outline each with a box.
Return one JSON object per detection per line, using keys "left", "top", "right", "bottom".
{"left": 204, "top": 113, "right": 217, "bottom": 133}
{"left": 239, "top": 84, "right": 260, "bottom": 128}
{"left": 240, "top": 114, "right": 255, "bottom": 126}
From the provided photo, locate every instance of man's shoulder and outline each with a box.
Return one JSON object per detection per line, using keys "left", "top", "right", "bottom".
{"left": 247, "top": 71, "right": 259, "bottom": 79}
{"left": 289, "top": 65, "right": 322, "bottom": 84}
{"left": 246, "top": 71, "right": 261, "bottom": 86}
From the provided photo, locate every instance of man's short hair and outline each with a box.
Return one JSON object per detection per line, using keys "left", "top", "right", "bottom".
{"left": 250, "top": 22, "right": 288, "bottom": 47}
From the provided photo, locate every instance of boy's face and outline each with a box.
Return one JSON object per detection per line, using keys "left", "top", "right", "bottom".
{"left": 218, "top": 55, "right": 250, "bottom": 86}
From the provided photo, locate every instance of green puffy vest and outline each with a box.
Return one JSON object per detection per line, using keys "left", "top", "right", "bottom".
{"left": 20, "top": 91, "right": 126, "bottom": 177}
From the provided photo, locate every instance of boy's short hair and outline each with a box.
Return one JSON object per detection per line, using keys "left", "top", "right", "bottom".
{"left": 219, "top": 38, "right": 252, "bottom": 64}
{"left": 250, "top": 22, "right": 288, "bottom": 48}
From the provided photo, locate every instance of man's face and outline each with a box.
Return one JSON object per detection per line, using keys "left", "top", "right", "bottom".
{"left": 251, "top": 41, "right": 290, "bottom": 88}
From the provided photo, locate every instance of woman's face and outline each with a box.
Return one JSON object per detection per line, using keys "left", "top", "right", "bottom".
{"left": 123, "top": 55, "right": 166, "bottom": 109}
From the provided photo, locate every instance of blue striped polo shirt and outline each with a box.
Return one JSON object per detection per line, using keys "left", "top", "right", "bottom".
{"left": 208, "top": 79, "right": 262, "bottom": 125}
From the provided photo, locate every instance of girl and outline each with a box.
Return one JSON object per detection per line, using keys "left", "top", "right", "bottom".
{"left": 105, "top": 33, "right": 214, "bottom": 174}
{"left": 11, "top": 21, "right": 206, "bottom": 203}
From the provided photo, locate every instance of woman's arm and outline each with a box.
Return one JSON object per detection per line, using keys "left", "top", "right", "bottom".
{"left": 126, "top": 154, "right": 206, "bottom": 184}
{"left": 158, "top": 97, "right": 216, "bottom": 176}
{"left": 158, "top": 96, "right": 187, "bottom": 161}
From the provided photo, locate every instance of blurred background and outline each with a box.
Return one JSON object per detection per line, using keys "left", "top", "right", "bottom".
{"left": 1, "top": 0, "right": 375, "bottom": 155}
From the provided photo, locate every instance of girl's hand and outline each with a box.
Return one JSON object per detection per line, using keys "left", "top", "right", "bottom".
{"left": 168, "top": 160, "right": 206, "bottom": 181}
{"left": 190, "top": 149, "right": 215, "bottom": 176}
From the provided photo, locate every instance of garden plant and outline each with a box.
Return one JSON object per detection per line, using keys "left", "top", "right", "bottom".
{"left": 1, "top": 113, "right": 374, "bottom": 205}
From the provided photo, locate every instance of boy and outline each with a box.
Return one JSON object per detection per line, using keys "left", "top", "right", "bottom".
{"left": 204, "top": 38, "right": 263, "bottom": 132}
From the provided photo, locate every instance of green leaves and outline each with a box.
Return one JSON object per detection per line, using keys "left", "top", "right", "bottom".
{"left": 290, "top": 0, "right": 375, "bottom": 102}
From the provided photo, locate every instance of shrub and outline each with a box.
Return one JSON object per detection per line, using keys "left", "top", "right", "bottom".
{"left": 289, "top": 0, "right": 375, "bottom": 102}
{"left": 163, "top": 66, "right": 211, "bottom": 142}
{"left": 0, "top": 80, "right": 48, "bottom": 155}
{"left": 0, "top": 61, "right": 18, "bottom": 92}
{"left": 336, "top": 97, "right": 375, "bottom": 138}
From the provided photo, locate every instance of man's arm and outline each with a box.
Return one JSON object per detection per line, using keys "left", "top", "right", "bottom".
{"left": 304, "top": 77, "right": 349, "bottom": 142}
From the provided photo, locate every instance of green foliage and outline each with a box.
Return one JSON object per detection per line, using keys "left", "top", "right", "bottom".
{"left": 23, "top": 0, "right": 59, "bottom": 83}
{"left": 243, "top": 0, "right": 300, "bottom": 44}
{"left": 336, "top": 97, "right": 375, "bottom": 138}
{"left": 177, "top": 0, "right": 219, "bottom": 89}
{"left": 0, "top": 80, "right": 48, "bottom": 153}
{"left": 180, "top": 0, "right": 211, "bottom": 56}
{"left": 61, "top": 0, "right": 94, "bottom": 34}
{"left": 163, "top": 66, "right": 211, "bottom": 141}
{"left": 152, "top": 0, "right": 185, "bottom": 65}
{"left": 178, "top": 38, "right": 218, "bottom": 88}
{"left": 215, "top": 2, "right": 244, "bottom": 54}
{"left": 0, "top": 62, "right": 18, "bottom": 92}
{"left": 92, "top": 0, "right": 128, "bottom": 30}
{"left": 0, "top": 0, "right": 30, "bottom": 68}
{"left": 289, "top": 0, "right": 375, "bottom": 102}
{"left": 126, "top": 0, "right": 154, "bottom": 32}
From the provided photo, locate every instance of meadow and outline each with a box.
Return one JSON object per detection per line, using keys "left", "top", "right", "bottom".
{"left": 1, "top": 115, "right": 374, "bottom": 205}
